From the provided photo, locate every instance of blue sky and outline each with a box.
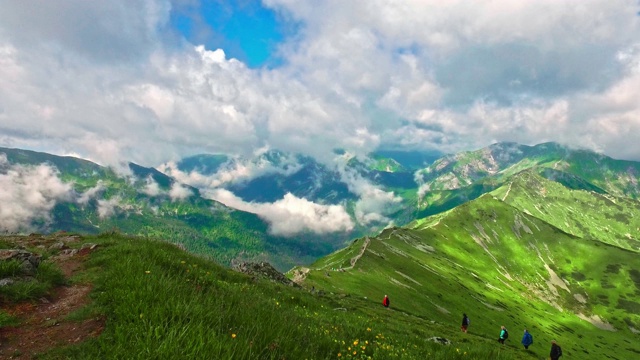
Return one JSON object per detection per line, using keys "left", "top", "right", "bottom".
{"left": 170, "top": 0, "right": 288, "bottom": 67}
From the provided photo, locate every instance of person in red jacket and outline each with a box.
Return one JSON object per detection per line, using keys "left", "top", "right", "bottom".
{"left": 382, "top": 295, "right": 390, "bottom": 308}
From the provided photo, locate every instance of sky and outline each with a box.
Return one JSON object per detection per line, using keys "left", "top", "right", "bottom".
{"left": 1, "top": 0, "right": 640, "bottom": 169}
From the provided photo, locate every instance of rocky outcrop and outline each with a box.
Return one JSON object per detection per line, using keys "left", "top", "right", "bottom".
{"left": 0, "top": 249, "right": 42, "bottom": 276}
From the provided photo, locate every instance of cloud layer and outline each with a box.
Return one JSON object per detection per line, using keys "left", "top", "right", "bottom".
{"left": 1, "top": 0, "right": 640, "bottom": 168}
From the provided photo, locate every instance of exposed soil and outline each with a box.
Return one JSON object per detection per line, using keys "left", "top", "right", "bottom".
{"left": 0, "top": 235, "right": 104, "bottom": 359}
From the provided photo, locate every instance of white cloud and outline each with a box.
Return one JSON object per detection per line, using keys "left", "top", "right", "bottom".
{"left": 159, "top": 152, "right": 303, "bottom": 189}
{"left": 141, "top": 176, "right": 161, "bottom": 196}
{"left": 0, "top": 157, "right": 73, "bottom": 232}
{"left": 1, "top": 0, "right": 640, "bottom": 168}
{"left": 97, "top": 196, "right": 121, "bottom": 219}
{"left": 169, "top": 182, "right": 193, "bottom": 201}
{"left": 209, "top": 189, "right": 354, "bottom": 236}
{"left": 77, "top": 181, "right": 105, "bottom": 205}
{"left": 338, "top": 169, "right": 403, "bottom": 226}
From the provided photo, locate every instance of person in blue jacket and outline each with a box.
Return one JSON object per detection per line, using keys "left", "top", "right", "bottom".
{"left": 521, "top": 329, "right": 533, "bottom": 349}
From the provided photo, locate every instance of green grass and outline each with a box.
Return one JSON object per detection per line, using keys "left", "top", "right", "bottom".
{"left": 0, "top": 259, "right": 65, "bottom": 303}
{"left": 492, "top": 170, "right": 640, "bottom": 252}
{"left": 0, "top": 259, "right": 23, "bottom": 278}
{"left": 301, "top": 194, "right": 640, "bottom": 360}
{"left": 0, "top": 309, "right": 18, "bottom": 327}
{"left": 39, "top": 235, "right": 529, "bottom": 359}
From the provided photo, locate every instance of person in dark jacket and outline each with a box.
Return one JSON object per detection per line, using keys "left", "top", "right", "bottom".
{"left": 497, "top": 326, "right": 508, "bottom": 344}
{"left": 550, "top": 340, "right": 562, "bottom": 359}
{"left": 521, "top": 329, "right": 533, "bottom": 349}
{"left": 382, "top": 295, "right": 389, "bottom": 308}
{"left": 461, "top": 313, "right": 470, "bottom": 333}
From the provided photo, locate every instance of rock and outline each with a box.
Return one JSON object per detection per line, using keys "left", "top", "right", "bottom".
{"left": 427, "top": 337, "right": 451, "bottom": 345}
{"left": 80, "top": 243, "right": 98, "bottom": 250}
{"left": 0, "top": 278, "right": 14, "bottom": 286}
{"left": 59, "top": 235, "right": 81, "bottom": 243}
{"left": 60, "top": 249, "right": 79, "bottom": 256}
{"left": 49, "top": 241, "right": 68, "bottom": 250}
{"left": 0, "top": 249, "right": 42, "bottom": 275}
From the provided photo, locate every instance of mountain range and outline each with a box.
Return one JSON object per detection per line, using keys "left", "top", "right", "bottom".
{"left": 2, "top": 142, "right": 639, "bottom": 269}
{"left": 2, "top": 141, "right": 640, "bottom": 358}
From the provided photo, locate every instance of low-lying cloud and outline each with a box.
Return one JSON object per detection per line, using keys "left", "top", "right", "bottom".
{"left": 337, "top": 162, "right": 403, "bottom": 227}
{"left": 0, "top": 154, "right": 73, "bottom": 232}
{"left": 210, "top": 189, "right": 354, "bottom": 236}
{"left": 169, "top": 182, "right": 193, "bottom": 201}
{"left": 159, "top": 151, "right": 303, "bottom": 189}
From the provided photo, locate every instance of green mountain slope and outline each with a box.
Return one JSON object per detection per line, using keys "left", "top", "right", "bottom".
{"left": 296, "top": 194, "right": 640, "bottom": 359}
{"left": 415, "top": 142, "right": 640, "bottom": 220}
{"left": 418, "top": 142, "right": 640, "bottom": 197}
{"left": 493, "top": 170, "right": 640, "bottom": 252}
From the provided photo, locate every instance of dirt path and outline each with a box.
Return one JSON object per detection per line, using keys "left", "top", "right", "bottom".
{"left": 0, "top": 237, "right": 104, "bottom": 359}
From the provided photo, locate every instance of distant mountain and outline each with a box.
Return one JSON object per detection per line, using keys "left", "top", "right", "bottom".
{"left": 0, "top": 147, "right": 335, "bottom": 270}
{"left": 295, "top": 179, "right": 640, "bottom": 359}
{"left": 175, "top": 149, "right": 438, "bottom": 204}
{"left": 4, "top": 142, "right": 640, "bottom": 272}
{"left": 415, "top": 142, "right": 640, "bottom": 219}
{"left": 370, "top": 149, "right": 442, "bottom": 171}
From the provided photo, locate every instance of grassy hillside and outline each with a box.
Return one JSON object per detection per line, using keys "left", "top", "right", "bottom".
{"left": 3, "top": 234, "right": 529, "bottom": 359}
{"left": 297, "top": 194, "right": 640, "bottom": 359}
{"left": 413, "top": 142, "right": 640, "bottom": 225}
{"left": 493, "top": 170, "right": 640, "bottom": 252}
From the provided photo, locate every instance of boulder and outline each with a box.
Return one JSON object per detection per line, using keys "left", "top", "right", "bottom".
{"left": 427, "top": 337, "right": 451, "bottom": 345}
{"left": 0, "top": 249, "right": 42, "bottom": 275}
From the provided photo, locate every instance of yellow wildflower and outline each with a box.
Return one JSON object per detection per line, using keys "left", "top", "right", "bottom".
{"left": 232, "top": 334, "right": 236, "bottom": 338}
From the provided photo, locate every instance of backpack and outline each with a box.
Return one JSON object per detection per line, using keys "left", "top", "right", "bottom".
{"left": 558, "top": 346, "right": 562, "bottom": 356}
{"left": 503, "top": 329, "right": 509, "bottom": 339}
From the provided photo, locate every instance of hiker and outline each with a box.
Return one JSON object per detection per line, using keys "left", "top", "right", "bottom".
{"left": 497, "top": 326, "right": 508, "bottom": 344}
{"left": 550, "top": 340, "right": 562, "bottom": 360}
{"left": 382, "top": 295, "right": 390, "bottom": 308}
{"left": 521, "top": 329, "right": 533, "bottom": 349}
{"left": 461, "top": 313, "right": 470, "bottom": 333}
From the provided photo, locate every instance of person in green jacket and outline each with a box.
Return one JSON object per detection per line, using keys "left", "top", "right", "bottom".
{"left": 497, "top": 326, "right": 508, "bottom": 344}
